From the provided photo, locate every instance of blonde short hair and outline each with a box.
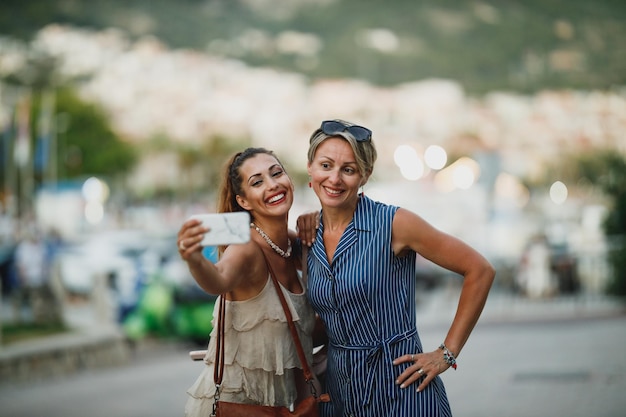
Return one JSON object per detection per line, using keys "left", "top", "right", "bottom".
{"left": 307, "top": 119, "right": 377, "bottom": 178}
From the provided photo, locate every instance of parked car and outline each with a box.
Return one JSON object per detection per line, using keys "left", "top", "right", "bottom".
{"left": 55, "top": 229, "right": 217, "bottom": 342}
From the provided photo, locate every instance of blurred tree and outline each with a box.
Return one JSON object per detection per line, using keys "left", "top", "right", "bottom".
{"left": 0, "top": 41, "right": 134, "bottom": 189}
{"left": 176, "top": 143, "right": 204, "bottom": 200}
{"left": 576, "top": 150, "right": 626, "bottom": 296}
{"left": 0, "top": 41, "right": 67, "bottom": 216}
{"left": 200, "top": 134, "right": 251, "bottom": 187}
{"left": 178, "top": 134, "right": 249, "bottom": 199}
{"left": 133, "top": 133, "right": 249, "bottom": 201}
{"left": 55, "top": 87, "right": 137, "bottom": 180}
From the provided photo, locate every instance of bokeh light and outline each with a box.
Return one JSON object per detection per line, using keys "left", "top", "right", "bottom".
{"left": 494, "top": 172, "right": 530, "bottom": 208}
{"left": 394, "top": 145, "right": 425, "bottom": 180}
{"left": 434, "top": 157, "right": 480, "bottom": 192}
{"left": 550, "top": 180, "right": 568, "bottom": 205}
{"left": 424, "top": 145, "right": 447, "bottom": 170}
{"left": 82, "top": 176, "right": 110, "bottom": 203}
{"left": 82, "top": 177, "right": 110, "bottom": 225}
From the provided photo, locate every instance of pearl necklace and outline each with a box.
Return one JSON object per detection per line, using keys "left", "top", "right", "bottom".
{"left": 251, "top": 222, "right": 292, "bottom": 258}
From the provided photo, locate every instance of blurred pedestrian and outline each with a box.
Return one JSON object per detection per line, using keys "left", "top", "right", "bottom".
{"left": 12, "top": 227, "right": 51, "bottom": 324}
{"left": 516, "top": 234, "right": 556, "bottom": 298}
{"left": 516, "top": 233, "right": 556, "bottom": 298}
{"left": 298, "top": 119, "right": 496, "bottom": 416}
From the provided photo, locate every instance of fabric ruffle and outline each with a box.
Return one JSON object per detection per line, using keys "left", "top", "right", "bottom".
{"left": 185, "top": 276, "right": 315, "bottom": 414}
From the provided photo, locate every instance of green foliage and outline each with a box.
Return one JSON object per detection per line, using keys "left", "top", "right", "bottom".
{"left": 607, "top": 243, "right": 626, "bottom": 296}
{"left": 199, "top": 134, "right": 252, "bottom": 182}
{"left": 577, "top": 150, "right": 626, "bottom": 233}
{"left": 55, "top": 87, "right": 137, "bottom": 179}
{"left": 575, "top": 149, "right": 626, "bottom": 295}
{"left": 1, "top": 322, "right": 68, "bottom": 345}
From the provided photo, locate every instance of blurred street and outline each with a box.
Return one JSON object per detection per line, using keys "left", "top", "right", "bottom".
{"left": 1, "top": 288, "right": 624, "bottom": 417}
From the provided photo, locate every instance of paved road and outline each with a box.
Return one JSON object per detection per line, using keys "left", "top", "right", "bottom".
{"left": 439, "top": 316, "right": 626, "bottom": 417}
{"left": 1, "top": 313, "right": 624, "bottom": 417}
{"left": 0, "top": 340, "right": 200, "bottom": 417}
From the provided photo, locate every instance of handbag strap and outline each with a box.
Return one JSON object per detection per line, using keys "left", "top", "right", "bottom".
{"left": 213, "top": 290, "right": 226, "bottom": 386}
{"left": 264, "top": 255, "right": 315, "bottom": 382}
{"left": 212, "top": 252, "right": 315, "bottom": 387}
{"left": 212, "top": 293, "right": 227, "bottom": 416}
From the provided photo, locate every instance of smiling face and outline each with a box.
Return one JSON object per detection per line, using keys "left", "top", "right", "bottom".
{"left": 307, "top": 137, "right": 367, "bottom": 210}
{"left": 235, "top": 153, "right": 294, "bottom": 219}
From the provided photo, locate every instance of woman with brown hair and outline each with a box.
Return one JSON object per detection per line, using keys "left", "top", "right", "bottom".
{"left": 178, "top": 147, "right": 320, "bottom": 416}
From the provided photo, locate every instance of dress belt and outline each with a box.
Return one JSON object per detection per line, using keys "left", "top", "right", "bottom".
{"left": 330, "top": 328, "right": 418, "bottom": 406}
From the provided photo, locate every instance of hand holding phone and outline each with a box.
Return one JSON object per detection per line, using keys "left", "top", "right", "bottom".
{"left": 188, "top": 212, "right": 251, "bottom": 246}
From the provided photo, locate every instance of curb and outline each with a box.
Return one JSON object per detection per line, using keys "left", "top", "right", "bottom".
{"left": 0, "top": 326, "right": 131, "bottom": 386}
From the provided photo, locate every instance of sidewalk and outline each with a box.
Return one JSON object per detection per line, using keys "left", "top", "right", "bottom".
{"left": 1, "top": 289, "right": 625, "bottom": 384}
{"left": 416, "top": 287, "right": 626, "bottom": 328}
{"left": 0, "top": 297, "right": 131, "bottom": 384}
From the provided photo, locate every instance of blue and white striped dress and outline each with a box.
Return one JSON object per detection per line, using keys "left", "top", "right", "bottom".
{"left": 307, "top": 196, "right": 452, "bottom": 417}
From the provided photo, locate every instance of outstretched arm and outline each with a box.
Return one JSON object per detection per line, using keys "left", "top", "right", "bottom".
{"left": 178, "top": 217, "right": 265, "bottom": 297}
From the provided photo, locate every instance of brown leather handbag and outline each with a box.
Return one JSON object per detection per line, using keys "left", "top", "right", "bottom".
{"left": 210, "top": 255, "right": 330, "bottom": 417}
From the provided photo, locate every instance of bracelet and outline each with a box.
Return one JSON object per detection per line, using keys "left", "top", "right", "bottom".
{"left": 439, "top": 343, "right": 457, "bottom": 370}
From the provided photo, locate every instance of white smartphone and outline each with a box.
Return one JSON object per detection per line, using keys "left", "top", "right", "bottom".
{"left": 188, "top": 212, "right": 251, "bottom": 246}
{"left": 189, "top": 350, "right": 207, "bottom": 361}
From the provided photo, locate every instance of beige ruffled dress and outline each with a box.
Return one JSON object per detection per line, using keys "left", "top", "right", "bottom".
{"left": 184, "top": 275, "right": 315, "bottom": 417}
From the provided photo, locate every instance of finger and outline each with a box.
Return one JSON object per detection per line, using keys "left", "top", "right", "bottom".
{"left": 183, "top": 218, "right": 202, "bottom": 230}
{"left": 416, "top": 374, "right": 435, "bottom": 393}
{"left": 394, "top": 356, "right": 416, "bottom": 387}
{"left": 179, "top": 227, "right": 206, "bottom": 253}
{"left": 181, "top": 225, "right": 208, "bottom": 250}
{"left": 188, "top": 234, "right": 205, "bottom": 250}
{"left": 393, "top": 353, "right": 415, "bottom": 365}
{"left": 396, "top": 367, "right": 423, "bottom": 389}
{"left": 296, "top": 223, "right": 308, "bottom": 245}
{"left": 305, "top": 229, "right": 316, "bottom": 246}
{"left": 395, "top": 361, "right": 419, "bottom": 386}
{"left": 179, "top": 241, "right": 203, "bottom": 261}
{"left": 191, "top": 221, "right": 209, "bottom": 234}
{"left": 298, "top": 219, "right": 315, "bottom": 246}
{"left": 308, "top": 217, "right": 317, "bottom": 242}
{"left": 178, "top": 218, "right": 202, "bottom": 240}
{"left": 295, "top": 219, "right": 306, "bottom": 243}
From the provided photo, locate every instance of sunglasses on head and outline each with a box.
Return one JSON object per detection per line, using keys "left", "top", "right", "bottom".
{"left": 320, "top": 120, "right": 372, "bottom": 142}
